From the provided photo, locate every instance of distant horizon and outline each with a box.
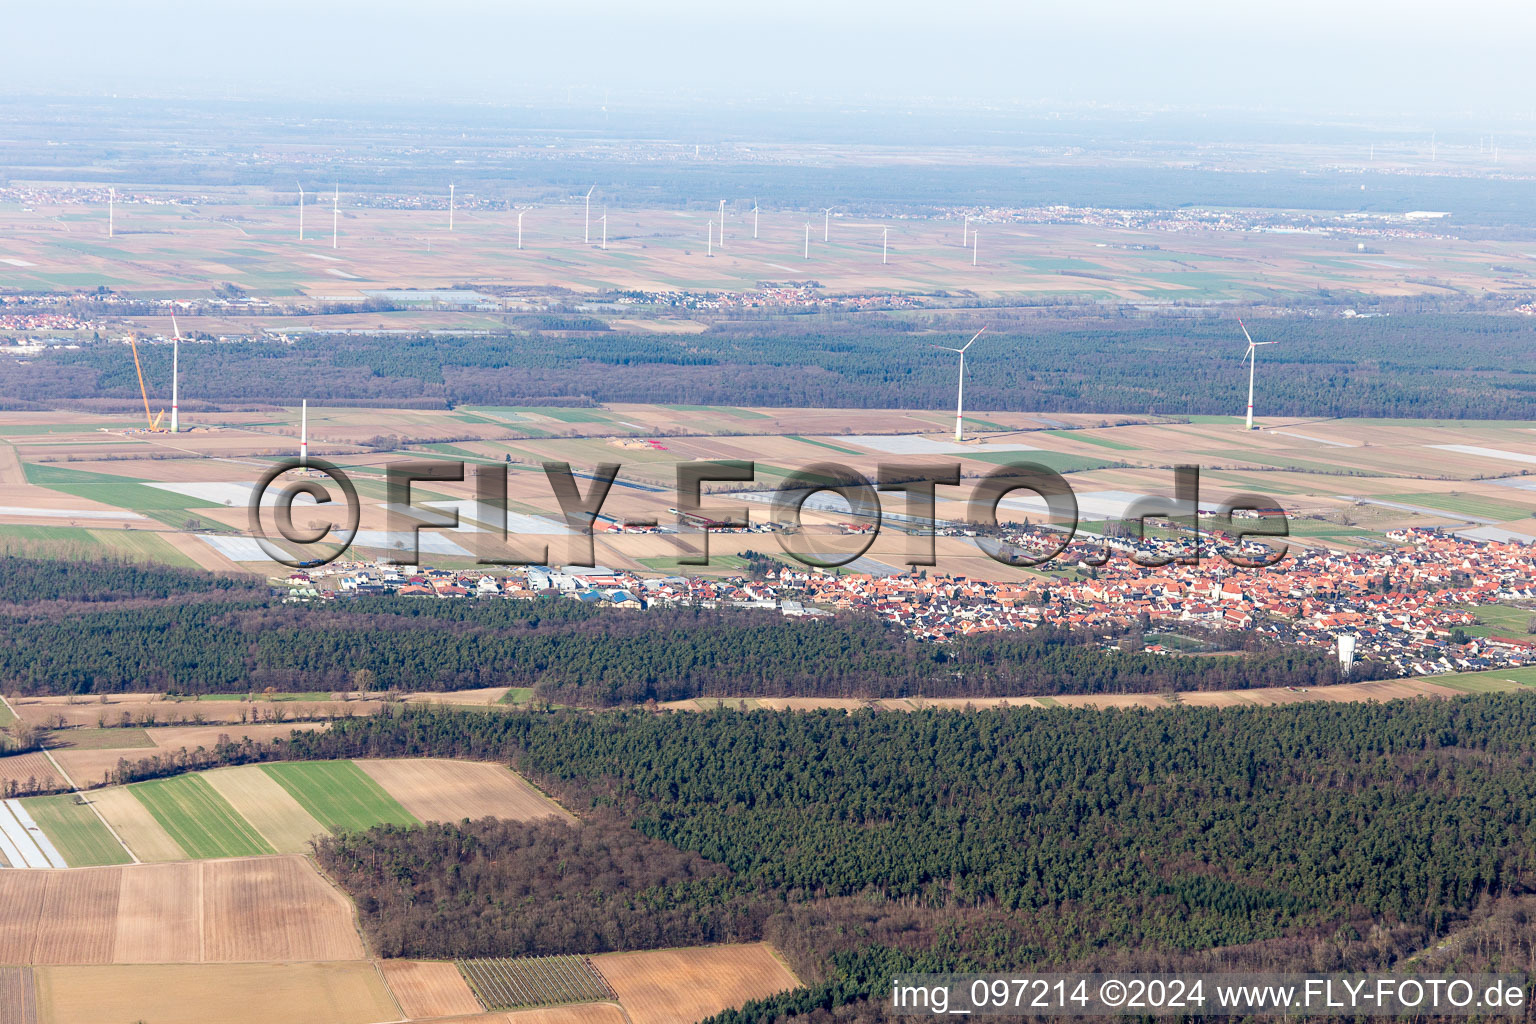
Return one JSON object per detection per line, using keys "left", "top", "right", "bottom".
{"left": 5, "top": 0, "right": 1535, "bottom": 122}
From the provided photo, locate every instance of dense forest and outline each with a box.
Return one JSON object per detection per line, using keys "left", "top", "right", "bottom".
{"left": 5, "top": 314, "right": 1532, "bottom": 419}
{"left": 282, "top": 699, "right": 1536, "bottom": 1022}
{"left": 0, "top": 561, "right": 1379, "bottom": 700}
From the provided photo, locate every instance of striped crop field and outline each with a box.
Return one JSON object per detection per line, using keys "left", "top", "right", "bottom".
{"left": 129, "top": 775, "right": 275, "bottom": 859}
{"left": 261, "top": 761, "right": 419, "bottom": 833}
{"left": 18, "top": 794, "right": 130, "bottom": 867}
{"left": 457, "top": 956, "right": 616, "bottom": 1011}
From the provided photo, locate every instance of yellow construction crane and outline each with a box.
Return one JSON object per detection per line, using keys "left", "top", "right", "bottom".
{"left": 127, "top": 335, "right": 166, "bottom": 431}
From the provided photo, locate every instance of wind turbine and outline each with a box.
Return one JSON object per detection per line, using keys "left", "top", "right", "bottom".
{"left": 1238, "top": 319, "right": 1276, "bottom": 431}
{"left": 882, "top": 227, "right": 888, "bottom": 265}
{"left": 752, "top": 199, "right": 759, "bottom": 240}
{"left": 707, "top": 220, "right": 714, "bottom": 257}
{"left": 584, "top": 185, "right": 595, "bottom": 244}
{"left": 821, "top": 207, "right": 832, "bottom": 242}
{"left": 331, "top": 183, "right": 339, "bottom": 250}
{"left": 718, "top": 200, "right": 726, "bottom": 248}
{"left": 517, "top": 210, "right": 525, "bottom": 250}
{"left": 803, "top": 223, "right": 810, "bottom": 259}
{"left": 601, "top": 210, "right": 607, "bottom": 250}
{"left": 971, "top": 230, "right": 978, "bottom": 267}
{"left": 962, "top": 215, "right": 968, "bottom": 246}
{"left": 934, "top": 329, "right": 985, "bottom": 443}
{"left": 449, "top": 183, "right": 455, "bottom": 232}
{"left": 108, "top": 187, "right": 115, "bottom": 238}
{"left": 300, "top": 399, "right": 308, "bottom": 467}
{"left": 297, "top": 184, "right": 305, "bottom": 240}
{"left": 170, "top": 314, "right": 181, "bottom": 434}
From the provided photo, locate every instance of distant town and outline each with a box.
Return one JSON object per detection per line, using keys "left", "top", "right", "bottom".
{"left": 283, "top": 525, "right": 1536, "bottom": 679}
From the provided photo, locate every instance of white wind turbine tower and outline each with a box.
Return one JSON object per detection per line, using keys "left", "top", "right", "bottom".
{"left": 517, "top": 210, "right": 525, "bottom": 250}
{"left": 882, "top": 227, "right": 888, "bottom": 265}
{"left": 297, "top": 184, "right": 306, "bottom": 240}
{"left": 803, "top": 223, "right": 810, "bottom": 259}
{"left": 718, "top": 200, "right": 726, "bottom": 247}
{"left": 971, "top": 230, "right": 978, "bottom": 267}
{"left": 1238, "top": 319, "right": 1276, "bottom": 431}
{"left": 600, "top": 210, "right": 607, "bottom": 250}
{"left": 935, "top": 329, "right": 985, "bottom": 443}
{"left": 108, "top": 187, "right": 115, "bottom": 238}
{"left": 821, "top": 207, "right": 832, "bottom": 242}
{"left": 752, "top": 199, "right": 759, "bottom": 240}
{"left": 707, "top": 220, "right": 714, "bottom": 257}
{"left": 449, "top": 183, "right": 455, "bottom": 232}
{"left": 584, "top": 185, "right": 595, "bottom": 244}
{"left": 170, "top": 314, "right": 181, "bottom": 433}
{"left": 331, "top": 183, "right": 339, "bottom": 249}
{"left": 300, "top": 399, "right": 309, "bottom": 467}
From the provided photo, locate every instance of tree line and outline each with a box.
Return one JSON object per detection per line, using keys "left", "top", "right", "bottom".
{"left": 187, "top": 698, "right": 1536, "bottom": 1023}
{"left": 0, "top": 564, "right": 1380, "bottom": 701}
{"left": 4, "top": 314, "right": 1532, "bottom": 419}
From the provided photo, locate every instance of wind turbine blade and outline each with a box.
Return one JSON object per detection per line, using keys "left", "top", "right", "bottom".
{"left": 959, "top": 327, "right": 986, "bottom": 353}
{"left": 1237, "top": 318, "right": 1256, "bottom": 348}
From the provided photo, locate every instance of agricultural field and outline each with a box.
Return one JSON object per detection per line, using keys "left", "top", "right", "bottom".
{"left": 1453, "top": 602, "right": 1535, "bottom": 639}
{"left": 0, "top": 855, "right": 367, "bottom": 966}
{"left": 592, "top": 943, "right": 801, "bottom": 1024}
{"left": 129, "top": 774, "right": 275, "bottom": 859}
{"left": 459, "top": 955, "right": 616, "bottom": 1011}
{"left": 31, "top": 962, "right": 397, "bottom": 1024}
{"left": 0, "top": 757, "right": 567, "bottom": 862}
{"left": 0, "top": 404, "right": 1530, "bottom": 577}
{"left": 354, "top": 759, "right": 575, "bottom": 824}
{"left": 17, "top": 794, "right": 130, "bottom": 867}
{"left": 8, "top": 192, "right": 1536, "bottom": 305}
{"left": 261, "top": 760, "right": 420, "bottom": 833}
{"left": 380, "top": 959, "right": 485, "bottom": 1019}
{"left": 0, "top": 966, "right": 36, "bottom": 1024}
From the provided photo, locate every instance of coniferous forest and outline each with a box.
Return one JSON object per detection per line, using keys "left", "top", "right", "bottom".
{"left": 0, "top": 560, "right": 1380, "bottom": 700}
{"left": 272, "top": 700, "right": 1536, "bottom": 1023}
{"left": 3, "top": 314, "right": 1532, "bottom": 420}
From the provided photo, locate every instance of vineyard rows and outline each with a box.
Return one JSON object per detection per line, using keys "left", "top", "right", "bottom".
{"left": 457, "top": 954, "right": 616, "bottom": 1010}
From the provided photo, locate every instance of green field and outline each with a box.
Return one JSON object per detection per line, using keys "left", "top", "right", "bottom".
{"left": 1043, "top": 429, "right": 1139, "bottom": 451}
{"left": 1379, "top": 492, "right": 1535, "bottom": 522}
{"left": 0, "top": 422, "right": 140, "bottom": 435}
{"left": 469, "top": 406, "right": 612, "bottom": 424}
{"left": 23, "top": 462, "right": 221, "bottom": 512}
{"left": 639, "top": 554, "right": 750, "bottom": 574}
{"left": 195, "top": 691, "right": 333, "bottom": 702}
{"left": 262, "top": 761, "right": 420, "bottom": 833}
{"left": 129, "top": 774, "right": 275, "bottom": 859}
{"left": 1428, "top": 666, "right": 1536, "bottom": 693}
{"left": 46, "top": 728, "right": 155, "bottom": 750}
{"left": 1207, "top": 451, "right": 1368, "bottom": 475}
{"left": 787, "top": 435, "right": 863, "bottom": 456}
{"left": 498, "top": 687, "right": 537, "bottom": 706}
{"left": 1455, "top": 603, "right": 1535, "bottom": 639}
{"left": 661, "top": 404, "right": 770, "bottom": 420}
{"left": 965, "top": 451, "right": 1120, "bottom": 475}
{"left": 21, "top": 794, "right": 132, "bottom": 867}
{"left": 0, "top": 523, "right": 196, "bottom": 565}
{"left": 0, "top": 700, "right": 14, "bottom": 727}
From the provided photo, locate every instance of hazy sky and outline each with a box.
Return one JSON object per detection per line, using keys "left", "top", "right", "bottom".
{"left": 4, "top": 0, "right": 1533, "bottom": 119}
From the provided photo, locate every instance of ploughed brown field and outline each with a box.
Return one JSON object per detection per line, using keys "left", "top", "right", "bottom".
{"left": 593, "top": 943, "right": 801, "bottom": 1024}
{"left": 356, "top": 758, "right": 576, "bottom": 825}
{"left": 0, "top": 855, "right": 365, "bottom": 965}
{"left": 380, "top": 959, "right": 484, "bottom": 1018}
{"left": 32, "top": 962, "right": 398, "bottom": 1024}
